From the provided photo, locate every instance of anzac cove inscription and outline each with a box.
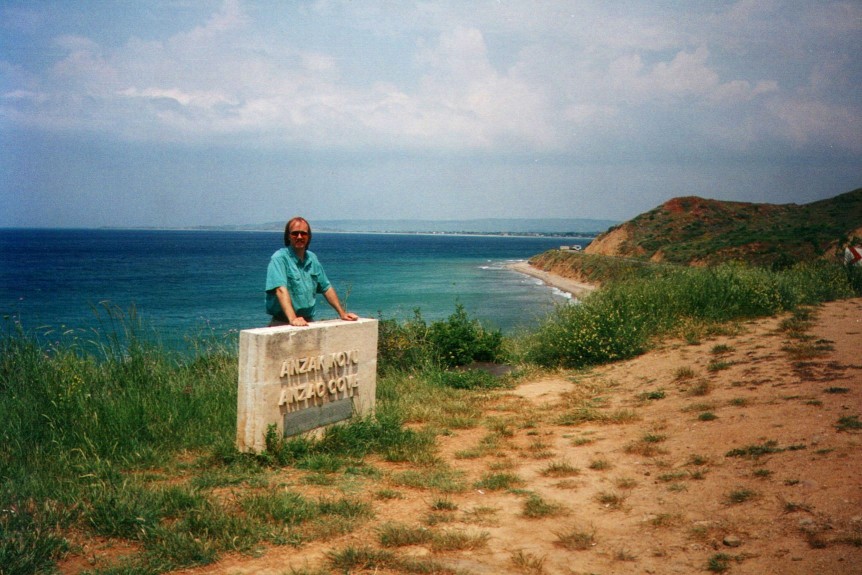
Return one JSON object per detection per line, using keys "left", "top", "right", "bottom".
{"left": 236, "top": 318, "right": 378, "bottom": 453}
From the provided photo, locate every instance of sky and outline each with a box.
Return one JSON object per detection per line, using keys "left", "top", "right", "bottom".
{"left": 2, "top": 0, "right": 861, "bottom": 228}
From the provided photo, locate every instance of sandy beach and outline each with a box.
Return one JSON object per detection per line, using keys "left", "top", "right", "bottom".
{"left": 507, "top": 260, "right": 596, "bottom": 298}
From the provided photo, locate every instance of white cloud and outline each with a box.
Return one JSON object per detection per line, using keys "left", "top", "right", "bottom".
{"left": 1, "top": 0, "right": 859, "bottom": 160}
{"left": 172, "top": 0, "right": 249, "bottom": 43}
{"left": 118, "top": 86, "right": 237, "bottom": 108}
{"left": 51, "top": 35, "right": 118, "bottom": 91}
{"left": 650, "top": 47, "right": 719, "bottom": 97}
{"left": 708, "top": 79, "right": 779, "bottom": 105}
{"left": 605, "top": 46, "right": 775, "bottom": 106}
{"left": 410, "top": 26, "right": 557, "bottom": 148}
{"left": 767, "top": 97, "right": 862, "bottom": 153}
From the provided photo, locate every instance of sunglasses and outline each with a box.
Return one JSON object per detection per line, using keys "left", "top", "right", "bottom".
{"left": 290, "top": 231, "right": 309, "bottom": 237}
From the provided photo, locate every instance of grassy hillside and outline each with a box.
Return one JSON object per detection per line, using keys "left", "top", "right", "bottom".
{"left": 584, "top": 188, "right": 862, "bottom": 267}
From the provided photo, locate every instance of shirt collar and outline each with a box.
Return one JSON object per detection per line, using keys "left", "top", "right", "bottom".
{"left": 287, "top": 246, "right": 309, "bottom": 266}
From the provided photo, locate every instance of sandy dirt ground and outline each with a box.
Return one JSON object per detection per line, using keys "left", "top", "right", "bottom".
{"left": 64, "top": 285, "right": 862, "bottom": 575}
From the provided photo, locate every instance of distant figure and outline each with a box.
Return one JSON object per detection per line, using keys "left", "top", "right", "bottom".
{"left": 845, "top": 246, "right": 862, "bottom": 267}
{"left": 265, "top": 216, "right": 358, "bottom": 326}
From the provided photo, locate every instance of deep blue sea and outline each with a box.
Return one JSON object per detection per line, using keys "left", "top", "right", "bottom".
{"left": 0, "top": 229, "right": 588, "bottom": 351}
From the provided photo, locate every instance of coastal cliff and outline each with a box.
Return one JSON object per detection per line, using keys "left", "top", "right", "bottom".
{"left": 583, "top": 188, "right": 862, "bottom": 267}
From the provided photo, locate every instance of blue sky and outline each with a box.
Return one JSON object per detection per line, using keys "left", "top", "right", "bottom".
{"left": 2, "top": 1, "right": 861, "bottom": 228}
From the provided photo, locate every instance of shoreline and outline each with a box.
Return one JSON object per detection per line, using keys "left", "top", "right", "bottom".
{"left": 507, "top": 261, "right": 596, "bottom": 298}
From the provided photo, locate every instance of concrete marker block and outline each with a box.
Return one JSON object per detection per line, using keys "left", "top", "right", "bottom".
{"left": 236, "top": 318, "right": 378, "bottom": 453}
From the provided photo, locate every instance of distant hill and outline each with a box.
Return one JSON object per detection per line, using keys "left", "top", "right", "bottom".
{"left": 584, "top": 188, "right": 862, "bottom": 267}
{"left": 229, "top": 218, "right": 619, "bottom": 236}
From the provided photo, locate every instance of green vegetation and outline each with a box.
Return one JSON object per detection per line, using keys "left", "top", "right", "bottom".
{"left": 540, "top": 460, "right": 580, "bottom": 478}
{"left": 596, "top": 491, "right": 626, "bottom": 509}
{"left": 591, "top": 188, "right": 862, "bottom": 267}
{"left": 2, "top": 244, "right": 860, "bottom": 574}
{"left": 510, "top": 549, "right": 546, "bottom": 574}
{"left": 725, "top": 441, "right": 786, "bottom": 459}
{"left": 475, "top": 472, "right": 524, "bottom": 491}
{"left": 725, "top": 487, "right": 758, "bottom": 505}
{"left": 0, "top": 307, "right": 480, "bottom": 574}
{"left": 377, "top": 304, "right": 503, "bottom": 371}
{"left": 524, "top": 260, "right": 855, "bottom": 368}
{"left": 707, "top": 552, "right": 733, "bottom": 572}
{"left": 379, "top": 522, "right": 491, "bottom": 552}
{"left": 377, "top": 522, "right": 434, "bottom": 547}
{"left": 522, "top": 494, "right": 566, "bottom": 518}
{"left": 836, "top": 415, "right": 862, "bottom": 432}
{"left": 324, "top": 545, "right": 459, "bottom": 573}
{"left": 624, "top": 434, "right": 667, "bottom": 457}
{"left": 554, "top": 525, "right": 596, "bottom": 550}
{"left": 530, "top": 249, "right": 670, "bottom": 284}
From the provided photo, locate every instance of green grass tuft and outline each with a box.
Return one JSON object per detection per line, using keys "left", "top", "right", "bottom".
{"left": 475, "top": 472, "right": 524, "bottom": 491}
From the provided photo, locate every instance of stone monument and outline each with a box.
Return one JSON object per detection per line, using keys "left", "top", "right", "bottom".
{"left": 236, "top": 318, "right": 378, "bottom": 453}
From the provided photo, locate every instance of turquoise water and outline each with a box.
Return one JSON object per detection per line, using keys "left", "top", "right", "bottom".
{"left": 0, "top": 229, "right": 588, "bottom": 350}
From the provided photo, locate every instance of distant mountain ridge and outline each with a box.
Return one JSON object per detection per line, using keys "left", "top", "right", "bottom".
{"left": 585, "top": 188, "right": 862, "bottom": 267}
{"left": 225, "top": 218, "right": 619, "bottom": 235}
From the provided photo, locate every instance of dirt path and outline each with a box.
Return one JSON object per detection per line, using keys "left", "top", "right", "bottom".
{"left": 82, "top": 299, "right": 862, "bottom": 575}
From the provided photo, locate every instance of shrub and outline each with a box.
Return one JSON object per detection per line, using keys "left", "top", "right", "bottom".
{"left": 427, "top": 305, "right": 503, "bottom": 368}
{"left": 776, "top": 260, "right": 854, "bottom": 306}
{"left": 378, "top": 305, "right": 503, "bottom": 371}
{"left": 846, "top": 262, "right": 862, "bottom": 295}
{"left": 376, "top": 309, "right": 433, "bottom": 373}
{"left": 525, "top": 293, "right": 648, "bottom": 368}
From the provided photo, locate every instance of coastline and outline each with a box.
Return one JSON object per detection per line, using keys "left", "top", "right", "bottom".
{"left": 507, "top": 260, "right": 596, "bottom": 298}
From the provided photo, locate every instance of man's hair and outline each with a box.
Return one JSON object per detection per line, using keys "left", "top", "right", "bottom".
{"left": 284, "top": 216, "right": 312, "bottom": 246}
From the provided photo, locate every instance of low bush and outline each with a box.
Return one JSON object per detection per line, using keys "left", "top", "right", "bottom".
{"left": 376, "top": 309, "right": 433, "bottom": 373}
{"left": 846, "top": 262, "right": 862, "bottom": 295}
{"left": 378, "top": 305, "right": 503, "bottom": 372}
{"left": 524, "top": 295, "right": 648, "bottom": 368}
{"left": 777, "top": 260, "right": 856, "bottom": 306}
{"left": 427, "top": 304, "right": 503, "bottom": 368}
{"left": 526, "top": 261, "right": 855, "bottom": 368}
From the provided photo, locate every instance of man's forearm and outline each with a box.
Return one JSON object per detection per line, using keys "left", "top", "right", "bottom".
{"left": 275, "top": 286, "right": 298, "bottom": 320}
{"left": 323, "top": 287, "right": 347, "bottom": 316}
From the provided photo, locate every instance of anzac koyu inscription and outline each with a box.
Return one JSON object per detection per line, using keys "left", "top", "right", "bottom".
{"left": 278, "top": 350, "right": 359, "bottom": 403}
{"left": 236, "top": 319, "right": 378, "bottom": 453}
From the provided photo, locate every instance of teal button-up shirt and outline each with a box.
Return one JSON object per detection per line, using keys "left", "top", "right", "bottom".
{"left": 265, "top": 247, "right": 331, "bottom": 320}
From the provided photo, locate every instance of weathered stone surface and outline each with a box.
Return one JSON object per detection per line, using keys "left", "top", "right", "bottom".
{"left": 236, "top": 318, "right": 378, "bottom": 452}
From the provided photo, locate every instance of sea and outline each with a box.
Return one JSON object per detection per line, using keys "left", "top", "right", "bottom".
{"left": 0, "top": 228, "right": 589, "bottom": 352}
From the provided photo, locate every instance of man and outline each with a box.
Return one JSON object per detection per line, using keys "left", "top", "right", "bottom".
{"left": 265, "top": 216, "right": 358, "bottom": 326}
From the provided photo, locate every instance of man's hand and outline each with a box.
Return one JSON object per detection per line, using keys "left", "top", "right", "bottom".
{"left": 340, "top": 312, "right": 359, "bottom": 321}
{"left": 289, "top": 316, "right": 309, "bottom": 326}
